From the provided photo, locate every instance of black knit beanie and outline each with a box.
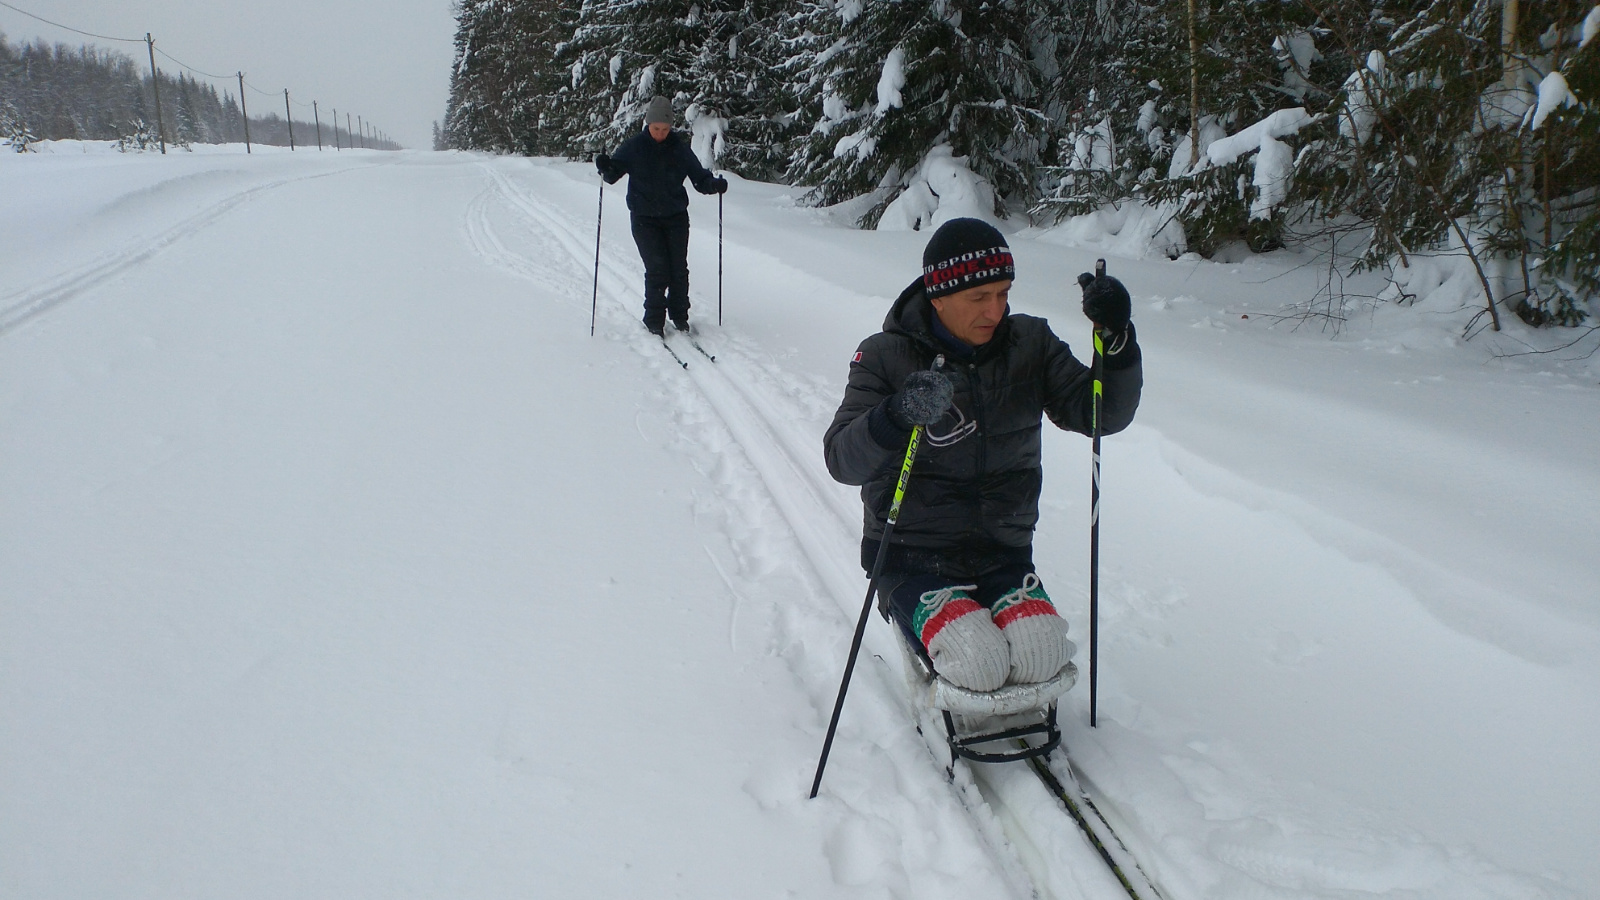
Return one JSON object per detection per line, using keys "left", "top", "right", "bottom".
{"left": 921, "top": 218, "right": 1014, "bottom": 300}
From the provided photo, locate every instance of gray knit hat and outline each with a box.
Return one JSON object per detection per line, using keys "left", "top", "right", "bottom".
{"left": 644, "top": 96, "right": 673, "bottom": 125}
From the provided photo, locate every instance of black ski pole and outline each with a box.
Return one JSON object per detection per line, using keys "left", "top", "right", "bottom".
{"left": 591, "top": 179, "right": 604, "bottom": 337}
{"left": 717, "top": 188, "right": 724, "bottom": 327}
{"left": 810, "top": 357, "right": 943, "bottom": 798}
{"left": 1084, "top": 257, "right": 1107, "bottom": 726}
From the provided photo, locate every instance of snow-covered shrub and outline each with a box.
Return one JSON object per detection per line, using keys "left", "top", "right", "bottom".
{"left": 115, "top": 119, "right": 162, "bottom": 153}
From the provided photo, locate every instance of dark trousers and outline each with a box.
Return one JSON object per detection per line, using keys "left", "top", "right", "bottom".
{"left": 630, "top": 212, "right": 691, "bottom": 325}
{"left": 863, "top": 540, "right": 1037, "bottom": 652}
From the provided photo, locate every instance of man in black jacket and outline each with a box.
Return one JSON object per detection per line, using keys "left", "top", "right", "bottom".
{"left": 595, "top": 96, "right": 728, "bottom": 335}
{"left": 824, "top": 218, "right": 1142, "bottom": 692}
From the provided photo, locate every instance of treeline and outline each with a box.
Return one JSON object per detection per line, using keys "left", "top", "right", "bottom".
{"left": 443, "top": 0, "right": 1600, "bottom": 329}
{"left": 0, "top": 34, "right": 395, "bottom": 150}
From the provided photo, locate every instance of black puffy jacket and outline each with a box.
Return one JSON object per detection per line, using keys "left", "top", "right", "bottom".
{"left": 824, "top": 278, "right": 1142, "bottom": 553}
{"left": 600, "top": 129, "right": 720, "bottom": 217}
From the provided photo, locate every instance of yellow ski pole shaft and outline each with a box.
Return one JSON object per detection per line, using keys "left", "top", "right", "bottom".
{"left": 810, "top": 421, "right": 925, "bottom": 799}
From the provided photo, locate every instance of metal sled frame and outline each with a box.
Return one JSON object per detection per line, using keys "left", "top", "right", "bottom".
{"left": 892, "top": 617, "right": 1078, "bottom": 765}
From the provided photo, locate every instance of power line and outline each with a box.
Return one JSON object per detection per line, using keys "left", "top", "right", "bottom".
{"left": 0, "top": 0, "right": 140, "bottom": 43}
{"left": 153, "top": 46, "right": 232, "bottom": 82}
{"left": 0, "top": 2, "right": 398, "bottom": 148}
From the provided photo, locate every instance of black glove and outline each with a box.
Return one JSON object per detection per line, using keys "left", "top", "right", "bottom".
{"left": 1078, "top": 272, "right": 1131, "bottom": 334}
{"left": 595, "top": 153, "right": 612, "bottom": 177}
{"left": 713, "top": 175, "right": 729, "bottom": 194}
{"left": 887, "top": 370, "right": 955, "bottom": 428}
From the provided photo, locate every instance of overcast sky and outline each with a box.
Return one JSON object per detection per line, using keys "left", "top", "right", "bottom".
{"left": 1, "top": 0, "right": 458, "bottom": 149}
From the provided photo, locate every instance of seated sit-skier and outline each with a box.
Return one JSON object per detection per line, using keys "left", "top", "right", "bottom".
{"left": 823, "top": 218, "right": 1142, "bottom": 691}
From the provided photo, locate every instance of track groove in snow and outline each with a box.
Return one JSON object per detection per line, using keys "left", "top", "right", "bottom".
{"left": 0, "top": 162, "right": 386, "bottom": 336}
{"left": 473, "top": 158, "right": 1153, "bottom": 900}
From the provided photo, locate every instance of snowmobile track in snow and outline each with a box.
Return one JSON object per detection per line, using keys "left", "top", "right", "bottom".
{"left": 472, "top": 159, "right": 1171, "bottom": 900}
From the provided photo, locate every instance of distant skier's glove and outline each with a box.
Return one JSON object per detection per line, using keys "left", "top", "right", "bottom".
{"left": 595, "top": 153, "right": 613, "bottom": 177}
{"left": 712, "top": 176, "right": 729, "bottom": 194}
{"left": 887, "top": 370, "right": 954, "bottom": 429}
{"left": 1078, "top": 273, "right": 1131, "bottom": 335}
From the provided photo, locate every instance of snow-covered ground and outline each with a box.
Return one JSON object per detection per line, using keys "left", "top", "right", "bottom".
{"left": 3, "top": 142, "right": 1596, "bottom": 899}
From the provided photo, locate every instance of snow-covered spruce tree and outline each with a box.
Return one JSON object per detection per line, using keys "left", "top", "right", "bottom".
{"left": 558, "top": 0, "right": 795, "bottom": 174}
{"left": 445, "top": 0, "right": 527, "bottom": 153}
{"left": 1033, "top": 0, "right": 1328, "bottom": 256}
{"left": 1286, "top": 0, "right": 1599, "bottom": 331}
{"left": 115, "top": 118, "right": 161, "bottom": 152}
{"left": 1, "top": 100, "right": 37, "bottom": 152}
{"left": 788, "top": 0, "right": 1051, "bottom": 227}
{"left": 562, "top": 0, "right": 700, "bottom": 155}
{"left": 1536, "top": 6, "right": 1600, "bottom": 326}
{"left": 499, "top": 0, "right": 583, "bottom": 156}
{"left": 678, "top": 0, "right": 799, "bottom": 178}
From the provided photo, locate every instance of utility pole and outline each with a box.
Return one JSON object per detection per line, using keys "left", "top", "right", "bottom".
{"left": 331, "top": 108, "right": 339, "bottom": 150}
{"left": 313, "top": 101, "right": 322, "bottom": 150}
{"left": 346, "top": 113, "right": 353, "bottom": 150}
{"left": 237, "top": 72, "right": 251, "bottom": 154}
{"left": 357, "top": 115, "right": 364, "bottom": 149}
{"left": 145, "top": 34, "right": 167, "bottom": 154}
{"left": 284, "top": 90, "right": 295, "bottom": 150}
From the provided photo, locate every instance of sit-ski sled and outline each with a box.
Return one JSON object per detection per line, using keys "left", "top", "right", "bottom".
{"left": 880, "top": 592, "right": 1078, "bottom": 768}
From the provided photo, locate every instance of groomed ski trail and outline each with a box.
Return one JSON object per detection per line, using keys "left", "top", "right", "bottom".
{"left": 470, "top": 156, "right": 1160, "bottom": 900}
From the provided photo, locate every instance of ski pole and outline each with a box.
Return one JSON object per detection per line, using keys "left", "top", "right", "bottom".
{"left": 591, "top": 179, "right": 604, "bottom": 337}
{"left": 810, "top": 357, "right": 943, "bottom": 798}
{"left": 1085, "top": 257, "right": 1107, "bottom": 727}
{"left": 717, "top": 188, "right": 724, "bottom": 327}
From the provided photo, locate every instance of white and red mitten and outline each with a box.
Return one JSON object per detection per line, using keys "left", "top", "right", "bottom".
{"left": 913, "top": 585, "right": 1010, "bottom": 692}
{"left": 991, "top": 574, "right": 1075, "bottom": 684}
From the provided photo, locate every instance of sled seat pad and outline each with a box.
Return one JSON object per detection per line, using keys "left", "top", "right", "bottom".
{"left": 923, "top": 661, "right": 1078, "bottom": 715}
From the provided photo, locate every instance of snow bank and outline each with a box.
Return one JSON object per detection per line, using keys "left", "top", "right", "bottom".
{"left": 1032, "top": 200, "right": 1187, "bottom": 260}
{"left": 877, "top": 145, "right": 996, "bottom": 231}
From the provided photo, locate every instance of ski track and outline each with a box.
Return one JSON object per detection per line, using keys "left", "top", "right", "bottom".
{"left": 0, "top": 162, "right": 387, "bottom": 337}
{"left": 470, "top": 158, "right": 1146, "bottom": 900}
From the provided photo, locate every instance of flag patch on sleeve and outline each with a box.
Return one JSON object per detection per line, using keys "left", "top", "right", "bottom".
{"left": 852, "top": 351, "right": 863, "bottom": 364}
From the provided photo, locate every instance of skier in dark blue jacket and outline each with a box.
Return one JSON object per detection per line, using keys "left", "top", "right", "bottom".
{"left": 595, "top": 96, "right": 728, "bottom": 336}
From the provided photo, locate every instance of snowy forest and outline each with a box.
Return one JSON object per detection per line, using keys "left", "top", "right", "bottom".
{"left": 0, "top": 34, "right": 395, "bottom": 152}
{"left": 443, "top": 0, "right": 1600, "bottom": 331}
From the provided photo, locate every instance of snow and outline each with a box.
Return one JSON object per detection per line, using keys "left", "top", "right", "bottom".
{"left": 878, "top": 145, "right": 996, "bottom": 231}
{"left": 1529, "top": 71, "right": 1578, "bottom": 130}
{"left": 875, "top": 46, "right": 906, "bottom": 115}
{"left": 1205, "top": 107, "right": 1313, "bottom": 167}
{"left": 3, "top": 142, "right": 1598, "bottom": 900}
{"left": 1072, "top": 116, "right": 1116, "bottom": 174}
{"left": 1339, "top": 52, "right": 1386, "bottom": 146}
{"left": 686, "top": 103, "right": 727, "bottom": 169}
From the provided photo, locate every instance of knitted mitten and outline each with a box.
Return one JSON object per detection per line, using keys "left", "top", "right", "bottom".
{"left": 913, "top": 585, "right": 1010, "bottom": 692}
{"left": 991, "top": 574, "right": 1075, "bottom": 684}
